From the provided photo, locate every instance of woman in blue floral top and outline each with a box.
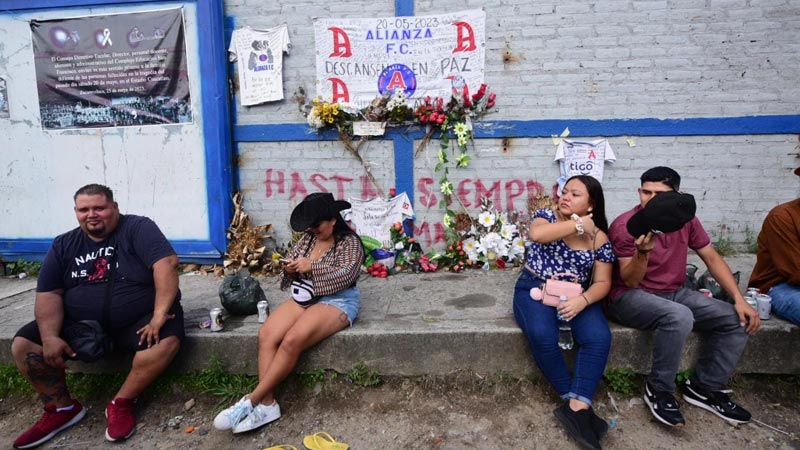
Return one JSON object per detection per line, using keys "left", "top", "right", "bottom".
{"left": 513, "top": 175, "right": 616, "bottom": 450}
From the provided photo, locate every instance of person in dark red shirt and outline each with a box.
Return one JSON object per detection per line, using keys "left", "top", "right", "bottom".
{"left": 607, "top": 167, "right": 759, "bottom": 429}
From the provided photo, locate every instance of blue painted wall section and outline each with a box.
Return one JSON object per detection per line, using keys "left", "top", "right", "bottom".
{"left": 0, "top": 0, "right": 234, "bottom": 263}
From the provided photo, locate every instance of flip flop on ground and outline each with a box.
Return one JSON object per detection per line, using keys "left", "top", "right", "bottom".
{"left": 302, "top": 431, "right": 349, "bottom": 450}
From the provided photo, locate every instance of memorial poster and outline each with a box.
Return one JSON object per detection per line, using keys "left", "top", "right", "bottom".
{"left": 30, "top": 8, "right": 192, "bottom": 130}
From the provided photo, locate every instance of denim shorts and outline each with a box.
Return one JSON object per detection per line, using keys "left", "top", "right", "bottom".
{"left": 317, "top": 286, "right": 360, "bottom": 327}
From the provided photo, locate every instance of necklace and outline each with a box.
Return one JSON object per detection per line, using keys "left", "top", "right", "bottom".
{"left": 311, "top": 240, "right": 333, "bottom": 260}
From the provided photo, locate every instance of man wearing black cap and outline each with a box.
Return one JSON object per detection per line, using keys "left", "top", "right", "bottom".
{"left": 607, "top": 167, "right": 759, "bottom": 429}
{"left": 748, "top": 166, "right": 800, "bottom": 326}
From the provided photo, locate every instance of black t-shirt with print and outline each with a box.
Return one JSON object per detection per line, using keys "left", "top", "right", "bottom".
{"left": 37, "top": 214, "right": 179, "bottom": 328}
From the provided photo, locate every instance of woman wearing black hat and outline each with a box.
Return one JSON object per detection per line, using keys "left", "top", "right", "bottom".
{"left": 214, "top": 193, "right": 364, "bottom": 434}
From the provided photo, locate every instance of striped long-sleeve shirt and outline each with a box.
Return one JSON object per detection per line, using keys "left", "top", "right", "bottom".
{"left": 280, "top": 232, "right": 364, "bottom": 297}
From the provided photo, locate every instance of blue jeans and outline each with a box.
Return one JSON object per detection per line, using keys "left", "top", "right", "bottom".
{"left": 768, "top": 282, "right": 800, "bottom": 326}
{"left": 513, "top": 270, "right": 611, "bottom": 405}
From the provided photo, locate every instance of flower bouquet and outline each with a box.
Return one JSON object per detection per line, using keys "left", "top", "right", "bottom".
{"left": 445, "top": 197, "right": 526, "bottom": 269}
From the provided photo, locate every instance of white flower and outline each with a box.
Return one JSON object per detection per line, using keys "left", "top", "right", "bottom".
{"left": 395, "top": 241, "right": 405, "bottom": 250}
{"left": 500, "top": 223, "right": 518, "bottom": 240}
{"left": 339, "top": 102, "right": 360, "bottom": 115}
{"left": 387, "top": 90, "right": 408, "bottom": 110}
{"left": 508, "top": 236, "right": 525, "bottom": 259}
{"left": 307, "top": 110, "right": 323, "bottom": 128}
{"left": 478, "top": 211, "right": 496, "bottom": 228}
{"left": 463, "top": 237, "right": 480, "bottom": 262}
{"left": 483, "top": 232, "right": 510, "bottom": 257}
{"left": 475, "top": 238, "right": 488, "bottom": 257}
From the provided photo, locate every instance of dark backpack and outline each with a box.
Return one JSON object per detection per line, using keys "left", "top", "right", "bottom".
{"left": 697, "top": 270, "right": 741, "bottom": 303}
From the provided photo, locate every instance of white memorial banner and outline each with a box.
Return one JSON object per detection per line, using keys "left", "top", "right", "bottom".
{"left": 313, "top": 9, "right": 485, "bottom": 105}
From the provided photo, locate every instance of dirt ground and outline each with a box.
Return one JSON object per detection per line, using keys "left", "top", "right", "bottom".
{"left": 1, "top": 373, "right": 798, "bottom": 450}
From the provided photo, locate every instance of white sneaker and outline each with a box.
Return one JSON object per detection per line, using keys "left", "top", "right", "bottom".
{"left": 213, "top": 396, "right": 253, "bottom": 430}
{"left": 231, "top": 401, "right": 281, "bottom": 433}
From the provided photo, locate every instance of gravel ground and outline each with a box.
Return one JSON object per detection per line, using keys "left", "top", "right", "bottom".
{"left": 1, "top": 373, "right": 799, "bottom": 450}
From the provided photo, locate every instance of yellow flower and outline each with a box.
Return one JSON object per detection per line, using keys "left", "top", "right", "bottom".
{"left": 453, "top": 122, "right": 469, "bottom": 137}
{"left": 440, "top": 181, "right": 454, "bottom": 195}
{"left": 443, "top": 214, "right": 453, "bottom": 228}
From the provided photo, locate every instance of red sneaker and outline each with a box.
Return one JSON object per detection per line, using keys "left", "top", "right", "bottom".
{"left": 105, "top": 397, "right": 136, "bottom": 441}
{"left": 13, "top": 400, "right": 86, "bottom": 449}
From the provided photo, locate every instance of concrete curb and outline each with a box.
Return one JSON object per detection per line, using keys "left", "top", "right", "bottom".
{"left": 1, "top": 254, "right": 797, "bottom": 376}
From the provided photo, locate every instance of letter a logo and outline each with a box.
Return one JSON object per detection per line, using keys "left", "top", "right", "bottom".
{"left": 328, "top": 77, "right": 350, "bottom": 103}
{"left": 452, "top": 21, "right": 476, "bottom": 53}
{"left": 385, "top": 71, "right": 407, "bottom": 91}
{"left": 328, "top": 27, "right": 352, "bottom": 58}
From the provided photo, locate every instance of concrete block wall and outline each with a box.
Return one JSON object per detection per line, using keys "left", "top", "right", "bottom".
{"left": 411, "top": 135, "right": 799, "bottom": 249}
{"left": 225, "top": 0, "right": 800, "bottom": 248}
{"left": 239, "top": 140, "right": 396, "bottom": 244}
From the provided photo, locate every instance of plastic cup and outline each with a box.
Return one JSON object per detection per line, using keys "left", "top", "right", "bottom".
{"left": 755, "top": 294, "right": 772, "bottom": 320}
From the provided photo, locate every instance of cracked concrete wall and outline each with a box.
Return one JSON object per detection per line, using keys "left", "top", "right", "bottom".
{"left": 0, "top": 4, "right": 209, "bottom": 241}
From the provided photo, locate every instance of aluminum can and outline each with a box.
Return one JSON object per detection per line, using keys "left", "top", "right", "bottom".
{"left": 746, "top": 287, "right": 760, "bottom": 296}
{"left": 257, "top": 300, "right": 269, "bottom": 323}
{"left": 698, "top": 288, "right": 713, "bottom": 297}
{"left": 210, "top": 307, "right": 224, "bottom": 332}
{"left": 755, "top": 294, "right": 772, "bottom": 320}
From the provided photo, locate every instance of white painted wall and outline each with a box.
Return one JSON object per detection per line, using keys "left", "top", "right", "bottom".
{"left": 0, "top": 2, "right": 208, "bottom": 240}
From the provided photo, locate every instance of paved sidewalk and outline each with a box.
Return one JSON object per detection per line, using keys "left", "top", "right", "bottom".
{"left": 1, "top": 254, "right": 797, "bottom": 376}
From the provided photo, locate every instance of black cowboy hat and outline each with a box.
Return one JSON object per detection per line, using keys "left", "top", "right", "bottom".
{"left": 627, "top": 191, "right": 697, "bottom": 238}
{"left": 290, "top": 192, "right": 351, "bottom": 232}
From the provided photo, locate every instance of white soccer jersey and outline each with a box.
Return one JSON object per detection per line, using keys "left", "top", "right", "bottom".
{"left": 229, "top": 25, "right": 291, "bottom": 105}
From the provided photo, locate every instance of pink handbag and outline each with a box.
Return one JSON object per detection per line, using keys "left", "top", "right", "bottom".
{"left": 530, "top": 272, "right": 584, "bottom": 307}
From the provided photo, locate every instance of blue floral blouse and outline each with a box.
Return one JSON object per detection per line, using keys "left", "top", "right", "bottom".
{"left": 525, "top": 208, "right": 617, "bottom": 285}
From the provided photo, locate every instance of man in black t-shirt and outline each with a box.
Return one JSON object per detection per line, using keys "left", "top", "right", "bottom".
{"left": 11, "top": 184, "right": 184, "bottom": 449}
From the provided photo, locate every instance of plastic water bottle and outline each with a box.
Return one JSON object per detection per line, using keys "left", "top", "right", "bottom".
{"left": 557, "top": 295, "right": 574, "bottom": 350}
